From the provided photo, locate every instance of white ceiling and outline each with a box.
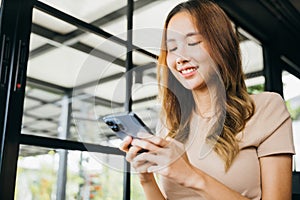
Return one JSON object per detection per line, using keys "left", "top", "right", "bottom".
{"left": 28, "top": 0, "right": 263, "bottom": 90}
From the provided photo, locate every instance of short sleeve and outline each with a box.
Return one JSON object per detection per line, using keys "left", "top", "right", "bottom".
{"left": 256, "top": 93, "right": 295, "bottom": 157}
{"left": 257, "top": 117, "right": 295, "bottom": 157}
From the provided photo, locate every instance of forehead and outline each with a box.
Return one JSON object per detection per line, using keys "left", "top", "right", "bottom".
{"left": 167, "top": 12, "right": 198, "bottom": 37}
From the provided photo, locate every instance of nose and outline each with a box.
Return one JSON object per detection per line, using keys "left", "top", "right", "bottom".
{"left": 176, "top": 56, "right": 190, "bottom": 65}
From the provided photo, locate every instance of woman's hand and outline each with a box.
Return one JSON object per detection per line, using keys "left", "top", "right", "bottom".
{"left": 130, "top": 132, "right": 199, "bottom": 187}
{"left": 119, "top": 136, "right": 155, "bottom": 183}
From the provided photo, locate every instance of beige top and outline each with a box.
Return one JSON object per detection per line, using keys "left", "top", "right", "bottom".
{"left": 157, "top": 92, "right": 295, "bottom": 200}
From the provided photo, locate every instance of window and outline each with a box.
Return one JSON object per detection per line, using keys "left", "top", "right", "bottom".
{"left": 282, "top": 71, "right": 300, "bottom": 171}
{"left": 16, "top": 1, "right": 187, "bottom": 199}
{"left": 237, "top": 28, "right": 264, "bottom": 93}
{"left": 15, "top": 145, "right": 128, "bottom": 200}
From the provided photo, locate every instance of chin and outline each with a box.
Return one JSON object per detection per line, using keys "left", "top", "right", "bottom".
{"left": 182, "top": 83, "right": 202, "bottom": 91}
{"left": 180, "top": 79, "right": 205, "bottom": 91}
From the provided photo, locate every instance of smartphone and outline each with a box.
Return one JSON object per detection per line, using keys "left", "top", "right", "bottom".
{"left": 102, "top": 111, "right": 153, "bottom": 140}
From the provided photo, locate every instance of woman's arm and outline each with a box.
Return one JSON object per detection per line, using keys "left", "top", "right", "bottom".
{"left": 185, "top": 166, "right": 250, "bottom": 200}
{"left": 139, "top": 174, "right": 166, "bottom": 200}
{"left": 177, "top": 154, "right": 292, "bottom": 200}
{"left": 260, "top": 154, "right": 293, "bottom": 200}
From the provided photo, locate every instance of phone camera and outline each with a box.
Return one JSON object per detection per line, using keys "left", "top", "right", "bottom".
{"left": 106, "top": 121, "right": 114, "bottom": 126}
{"left": 105, "top": 121, "right": 120, "bottom": 132}
{"left": 111, "top": 124, "right": 119, "bottom": 132}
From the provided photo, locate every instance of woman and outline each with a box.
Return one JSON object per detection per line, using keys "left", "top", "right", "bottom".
{"left": 120, "top": 0, "right": 295, "bottom": 199}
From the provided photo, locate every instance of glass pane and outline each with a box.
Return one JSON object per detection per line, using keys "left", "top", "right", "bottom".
{"left": 237, "top": 28, "right": 263, "bottom": 74}
{"left": 130, "top": 0, "right": 186, "bottom": 56}
{"left": 240, "top": 39, "right": 263, "bottom": 74}
{"left": 22, "top": 87, "right": 63, "bottom": 138}
{"left": 26, "top": 1, "right": 162, "bottom": 145}
{"left": 102, "top": 0, "right": 186, "bottom": 43}
{"left": 15, "top": 145, "right": 58, "bottom": 200}
{"left": 26, "top": 6, "right": 130, "bottom": 144}
{"left": 33, "top": 0, "right": 127, "bottom": 34}
{"left": 245, "top": 76, "right": 265, "bottom": 94}
{"left": 237, "top": 28, "right": 264, "bottom": 94}
{"left": 32, "top": 9, "right": 78, "bottom": 34}
{"left": 15, "top": 145, "right": 126, "bottom": 199}
{"left": 282, "top": 71, "right": 300, "bottom": 171}
{"left": 131, "top": 174, "right": 146, "bottom": 199}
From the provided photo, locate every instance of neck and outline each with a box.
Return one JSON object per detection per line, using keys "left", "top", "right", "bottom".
{"left": 192, "top": 88, "right": 212, "bottom": 117}
{"left": 192, "top": 82, "right": 222, "bottom": 118}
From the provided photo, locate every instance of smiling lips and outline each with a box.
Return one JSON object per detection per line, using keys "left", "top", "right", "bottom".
{"left": 177, "top": 66, "right": 199, "bottom": 78}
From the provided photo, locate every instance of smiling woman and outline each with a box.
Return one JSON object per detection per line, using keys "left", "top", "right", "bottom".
{"left": 0, "top": 0, "right": 299, "bottom": 199}
{"left": 119, "top": 0, "right": 295, "bottom": 200}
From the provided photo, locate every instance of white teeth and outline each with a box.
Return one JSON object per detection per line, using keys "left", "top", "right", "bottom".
{"left": 181, "top": 68, "right": 196, "bottom": 74}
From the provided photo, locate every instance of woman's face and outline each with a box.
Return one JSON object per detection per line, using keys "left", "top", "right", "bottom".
{"left": 166, "top": 12, "right": 217, "bottom": 91}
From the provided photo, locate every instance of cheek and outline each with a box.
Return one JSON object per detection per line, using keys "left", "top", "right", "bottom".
{"left": 190, "top": 49, "right": 208, "bottom": 62}
{"left": 166, "top": 53, "right": 176, "bottom": 69}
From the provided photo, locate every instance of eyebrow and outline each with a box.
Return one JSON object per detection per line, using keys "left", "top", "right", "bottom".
{"left": 166, "top": 32, "right": 200, "bottom": 42}
{"left": 186, "top": 32, "right": 200, "bottom": 37}
{"left": 166, "top": 38, "right": 175, "bottom": 43}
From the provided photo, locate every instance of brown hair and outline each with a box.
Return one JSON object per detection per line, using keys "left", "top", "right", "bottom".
{"left": 157, "top": 0, "right": 255, "bottom": 170}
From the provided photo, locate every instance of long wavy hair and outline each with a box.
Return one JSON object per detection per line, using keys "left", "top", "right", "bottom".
{"left": 157, "top": 0, "right": 255, "bottom": 170}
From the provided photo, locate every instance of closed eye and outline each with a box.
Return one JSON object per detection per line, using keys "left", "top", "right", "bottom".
{"left": 168, "top": 47, "right": 177, "bottom": 52}
{"left": 186, "top": 33, "right": 202, "bottom": 46}
{"left": 188, "top": 41, "right": 201, "bottom": 46}
{"left": 166, "top": 41, "right": 178, "bottom": 52}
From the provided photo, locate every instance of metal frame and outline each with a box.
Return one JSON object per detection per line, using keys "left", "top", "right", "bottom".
{"left": 34, "top": 1, "right": 156, "bottom": 60}
{"left": 123, "top": 1, "right": 134, "bottom": 199}
{"left": 0, "top": 0, "right": 36, "bottom": 199}
{"left": 263, "top": 45, "right": 284, "bottom": 96}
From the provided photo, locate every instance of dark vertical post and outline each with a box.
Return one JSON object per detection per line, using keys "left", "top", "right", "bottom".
{"left": 124, "top": 0, "right": 134, "bottom": 112}
{"left": 123, "top": 0, "right": 134, "bottom": 199}
{"left": 263, "top": 45, "right": 283, "bottom": 96}
{"left": 56, "top": 94, "right": 72, "bottom": 200}
{"left": 0, "top": 0, "right": 35, "bottom": 199}
{"left": 0, "top": 0, "right": 20, "bottom": 159}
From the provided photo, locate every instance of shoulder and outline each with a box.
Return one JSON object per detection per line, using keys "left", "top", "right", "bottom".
{"left": 250, "top": 91, "right": 288, "bottom": 119}
{"left": 248, "top": 92, "right": 295, "bottom": 156}
{"left": 242, "top": 92, "right": 293, "bottom": 148}
{"left": 251, "top": 91, "right": 284, "bottom": 106}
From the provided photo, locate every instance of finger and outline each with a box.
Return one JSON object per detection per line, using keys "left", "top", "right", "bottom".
{"left": 126, "top": 145, "right": 143, "bottom": 162}
{"left": 119, "top": 136, "right": 132, "bottom": 152}
{"left": 131, "top": 159, "right": 147, "bottom": 170}
{"left": 133, "top": 152, "right": 160, "bottom": 164}
{"left": 133, "top": 161, "right": 156, "bottom": 173}
{"left": 137, "top": 132, "right": 169, "bottom": 147}
{"left": 165, "top": 136, "right": 186, "bottom": 155}
{"left": 166, "top": 136, "right": 185, "bottom": 149}
{"left": 131, "top": 139, "right": 161, "bottom": 152}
